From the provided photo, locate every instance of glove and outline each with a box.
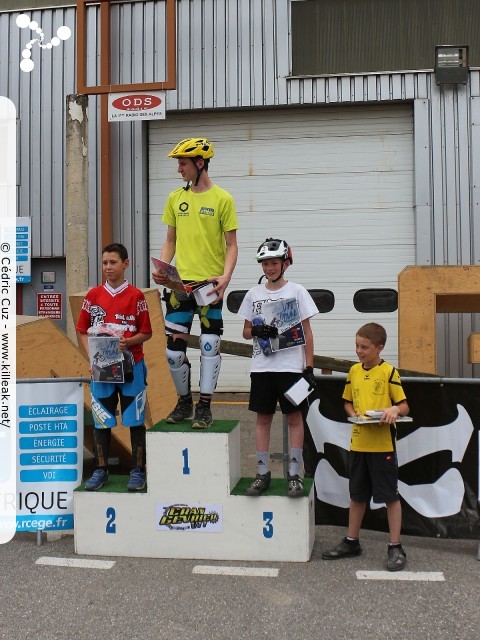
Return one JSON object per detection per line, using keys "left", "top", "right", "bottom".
{"left": 302, "top": 366, "right": 316, "bottom": 390}
{"left": 251, "top": 324, "right": 278, "bottom": 339}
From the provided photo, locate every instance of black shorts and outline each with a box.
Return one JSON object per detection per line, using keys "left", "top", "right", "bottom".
{"left": 348, "top": 451, "right": 400, "bottom": 504}
{"left": 249, "top": 371, "right": 303, "bottom": 415}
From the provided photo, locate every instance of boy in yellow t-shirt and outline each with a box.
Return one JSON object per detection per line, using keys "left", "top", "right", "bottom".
{"left": 322, "top": 322, "right": 410, "bottom": 571}
{"left": 152, "top": 137, "right": 239, "bottom": 429}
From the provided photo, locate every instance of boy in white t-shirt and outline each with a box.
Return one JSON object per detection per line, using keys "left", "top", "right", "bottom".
{"left": 238, "top": 238, "right": 318, "bottom": 497}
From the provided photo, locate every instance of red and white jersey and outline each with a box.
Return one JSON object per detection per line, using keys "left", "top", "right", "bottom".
{"left": 76, "top": 280, "right": 152, "bottom": 362}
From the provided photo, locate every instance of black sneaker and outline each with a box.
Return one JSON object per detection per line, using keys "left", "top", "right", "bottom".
{"left": 246, "top": 471, "right": 271, "bottom": 496}
{"left": 322, "top": 537, "right": 362, "bottom": 560}
{"left": 386, "top": 545, "right": 407, "bottom": 571}
{"left": 166, "top": 396, "right": 194, "bottom": 423}
{"left": 192, "top": 401, "right": 213, "bottom": 429}
{"left": 287, "top": 474, "right": 304, "bottom": 498}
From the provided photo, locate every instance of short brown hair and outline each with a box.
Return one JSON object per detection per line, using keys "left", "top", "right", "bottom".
{"left": 356, "top": 322, "right": 386, "bottom": 347}
{"left": 102, "top": 243, "right": 128, "bottom": 262}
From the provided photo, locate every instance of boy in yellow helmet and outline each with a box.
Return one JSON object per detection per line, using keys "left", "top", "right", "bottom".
{"left": 152, "top": 138, "right": 239, "bottom": 428}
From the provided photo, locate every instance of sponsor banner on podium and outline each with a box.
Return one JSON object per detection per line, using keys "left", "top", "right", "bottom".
{"left": 156, "top": 502, "right": 223, "bottom": 533}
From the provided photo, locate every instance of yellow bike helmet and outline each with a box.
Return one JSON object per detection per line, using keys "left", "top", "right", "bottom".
{"left": 168, "top": 137, "right": 214, "bottom": 159}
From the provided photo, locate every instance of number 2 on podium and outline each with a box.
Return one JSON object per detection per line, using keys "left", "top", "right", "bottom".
{"left": 106, "top": 507, "right": 116, "bottom": 534}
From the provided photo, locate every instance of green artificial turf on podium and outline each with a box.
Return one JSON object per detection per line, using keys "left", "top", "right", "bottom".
{"left": 75, "top": 474, "right": 147, "bottom": 494}
{"left": 150, "top": 419, "right": 238, "bottom": 434}
{"left": 232, "top": 477, "right": 313, "bottom": 497}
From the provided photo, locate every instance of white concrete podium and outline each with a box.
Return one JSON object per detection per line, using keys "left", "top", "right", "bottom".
{"left": 74, "top": 420, "right": 315, "bottom": 562}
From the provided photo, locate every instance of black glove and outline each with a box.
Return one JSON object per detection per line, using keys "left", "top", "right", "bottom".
{"left": 302, "top": 366, "right": 316, "bottom": 390}
{"left": 122, "top": 349, "right": 135, "bottom": 383}
{"left": 251, "top": 324, "right": 278, "bottom": 339}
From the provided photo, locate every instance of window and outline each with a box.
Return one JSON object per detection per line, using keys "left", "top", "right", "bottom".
{"left": 353, "top": 289, "right": 398, "bottom": 313}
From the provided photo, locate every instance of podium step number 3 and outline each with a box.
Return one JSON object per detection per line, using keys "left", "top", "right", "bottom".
{"left": 74, "top": 420, "right": 315, "bottom": 562}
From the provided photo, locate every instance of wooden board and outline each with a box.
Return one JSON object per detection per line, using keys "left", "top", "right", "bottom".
{"left": 398, "top": 266, "right": 480, "bottom": 374}
{"left": 467, "top": 333, "right": 480, "bottom": 364}
{"left": 17, "top": 315, "right": 90, "bottom": 381}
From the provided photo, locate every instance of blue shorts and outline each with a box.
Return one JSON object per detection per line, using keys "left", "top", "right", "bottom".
{"left": 90, "top": 359, "right": 147, "bottom": 429}
{"left": 163, "top": 288, "right": 223, "bottom": 336}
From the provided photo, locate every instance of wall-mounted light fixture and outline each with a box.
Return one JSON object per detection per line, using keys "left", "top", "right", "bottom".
{"left": 434, "top": 45, "right": 469, "bottom": 85}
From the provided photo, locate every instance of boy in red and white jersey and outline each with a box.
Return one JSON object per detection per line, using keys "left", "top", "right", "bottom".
{"left": 76, "top": 243, "right": 152, "bottom": 491}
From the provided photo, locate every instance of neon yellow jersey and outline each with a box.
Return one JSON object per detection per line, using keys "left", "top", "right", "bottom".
{"left": 343, "top": 361, "right": 407, "bottom": 452}
{"left": 162, "top": 184, "right": 238, "bottom": 281}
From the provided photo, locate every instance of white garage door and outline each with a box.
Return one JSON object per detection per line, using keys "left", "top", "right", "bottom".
{"left": 149, "top": 104, "right": 414, "bottom": 391}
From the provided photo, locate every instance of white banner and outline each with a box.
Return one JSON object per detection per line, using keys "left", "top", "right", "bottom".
{"left": 16, "top": 381, "right": 84, "bottom": 531}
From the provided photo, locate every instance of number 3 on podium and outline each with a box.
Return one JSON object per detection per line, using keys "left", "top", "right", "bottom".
{"left": 263, "top": 511, "right": 274, "bottom": 538}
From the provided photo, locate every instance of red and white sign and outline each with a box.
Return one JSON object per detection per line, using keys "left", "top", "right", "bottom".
{"left": 108, "top": 90, "right": 166, "bottom": 122}
{"left": 37, "top": 293, "right": 62, "bottom": 319}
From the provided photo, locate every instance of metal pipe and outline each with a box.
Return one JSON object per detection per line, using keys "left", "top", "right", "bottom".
{"left": 282, "top": 414, "right": 289, "bottom": 479}
{"left": 16, "top": 378, "right": 90, "bottom": 384}
{"left": 311, "top": 373, "right": 480, "bottom": 385}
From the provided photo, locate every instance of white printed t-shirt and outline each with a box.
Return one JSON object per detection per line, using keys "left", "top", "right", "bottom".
{"left": 238, "top": 280, "right": 318, "bottom": 373}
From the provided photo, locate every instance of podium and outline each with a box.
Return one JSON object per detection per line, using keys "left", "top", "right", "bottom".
{"left": 74, "top": 420, "right": 315, "bottom": 562}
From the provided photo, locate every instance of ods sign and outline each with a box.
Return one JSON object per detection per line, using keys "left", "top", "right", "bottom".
{"left": 108, "top": 90, "right": 166, "bottom": 121}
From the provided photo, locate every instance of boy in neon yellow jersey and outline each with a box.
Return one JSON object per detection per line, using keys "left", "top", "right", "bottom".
{"left": 152, "top": 138, "right": 238, "bottom": 429}
{"left": 322, "top": 322, "right": 410, "bottom": 571}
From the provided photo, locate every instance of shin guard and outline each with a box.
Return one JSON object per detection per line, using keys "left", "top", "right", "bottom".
{"left": 199, "top": 333, "right": 221, "bottom": 395}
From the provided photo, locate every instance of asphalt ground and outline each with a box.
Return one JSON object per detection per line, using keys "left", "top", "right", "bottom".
{"left": 2, "top": 394, "right": 479, "bottom": 640}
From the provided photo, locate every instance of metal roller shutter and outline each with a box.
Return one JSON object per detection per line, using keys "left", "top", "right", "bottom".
{"left": 149, "top": 104, "right": 414, "bottom": 391}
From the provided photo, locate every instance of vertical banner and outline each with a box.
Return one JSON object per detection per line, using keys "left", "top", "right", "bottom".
{"left": 16, "top": 217, "right": 31, "bottom": 283}
{"left": 16, "top": 380, "right": 84, "bottom": 531}
{"left": 304, "top": 377, "right": 480, "bottom": 538}
{"left": 0, "top": 97, "right": 17, "bottom": 544}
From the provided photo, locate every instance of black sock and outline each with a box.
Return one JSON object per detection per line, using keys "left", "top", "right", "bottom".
{"left": 345, "top": 536, "right": 360, "bottom": 545}
{"left": 93, "top": 428, "right": 111, "bottom": 469}
{"left": 130, "top": 426, "right": 146, "bottom": 471}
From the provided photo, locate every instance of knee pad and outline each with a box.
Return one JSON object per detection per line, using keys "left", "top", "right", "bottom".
{"left": 165, "top": 346, "right": 191, "bottom": 396}
{"left": 199, "top": 334, "right": 221, "bottom": 395}
{"left": 166, "top": 334, "right": 187, "bottom": 352}
{"left": 199, "top": 333, "right": 221, "bottom": 357}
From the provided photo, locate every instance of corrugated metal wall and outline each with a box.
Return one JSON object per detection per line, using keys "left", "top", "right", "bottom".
{"left": 0, "top": 6, "right": 77, "bottom": 258}
{"left": 1, "top": 0, "right": 479, "bottom": 376}
{"left": 291, "top": 0, "right": 480, "bottom": 75}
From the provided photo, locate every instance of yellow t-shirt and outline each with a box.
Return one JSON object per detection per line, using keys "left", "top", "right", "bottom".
{"left": 342, "top": 361, "right": 407, "bottom": 452}
{"left": 162, "top": 184, "right": 238, "bottom": 282}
